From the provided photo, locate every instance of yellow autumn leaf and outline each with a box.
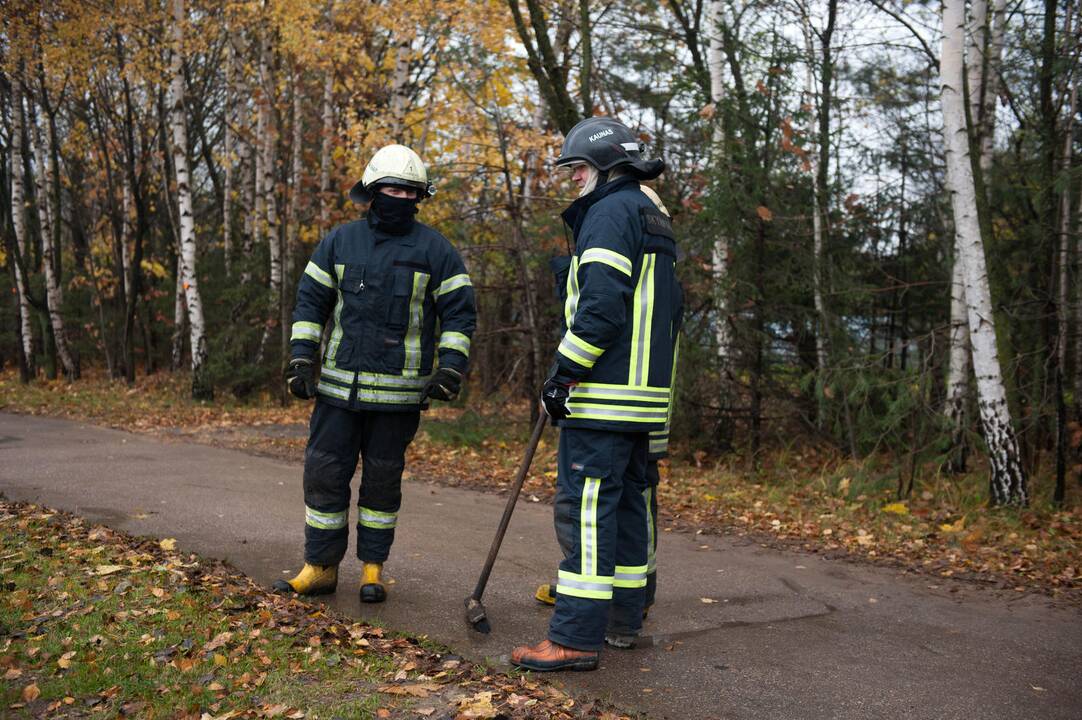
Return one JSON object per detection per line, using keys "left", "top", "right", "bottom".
{"left": 94, "top": 565, "right": 127, "bottom": 576}
{"left": 159, "top": 538, "right": 177, "bottom": 551}
{"left": 881, "top": 502, "right": 909, "bottom": 516}
{"left": 939, "top": 517, "right": 966, "bottom": 533}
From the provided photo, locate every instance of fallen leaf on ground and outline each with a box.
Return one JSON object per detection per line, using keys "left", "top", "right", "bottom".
{"left": 94, "top": 564, "right": 126, "bottom": 575}
{"left": 159, "top": 538, "right": 177, "bottom": 551}
{"left": 22, "top": 683, "right": 40, "bottom": 702}
{"left": 701, "top": 597, "right": 719, "bottom": 604}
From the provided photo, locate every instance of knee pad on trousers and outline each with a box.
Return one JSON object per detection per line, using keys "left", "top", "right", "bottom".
{"left": 303, "top": 447, "right": 356, "bottom": 508}
{"left": 360, "top": 455, "right": 405, "bottom": 510}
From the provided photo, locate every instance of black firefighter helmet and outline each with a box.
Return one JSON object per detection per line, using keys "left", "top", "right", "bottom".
{"left": 555, "top": 117, "right": 665, "bottom": 180}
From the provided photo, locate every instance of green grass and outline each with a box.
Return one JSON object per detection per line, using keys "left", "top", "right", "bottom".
{"left": 0, "top": 511, "right": 401, "bottom": 718}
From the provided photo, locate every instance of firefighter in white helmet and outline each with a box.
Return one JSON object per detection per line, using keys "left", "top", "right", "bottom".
{"left": 275, "top": 144, "right": 476, "bottom": 603}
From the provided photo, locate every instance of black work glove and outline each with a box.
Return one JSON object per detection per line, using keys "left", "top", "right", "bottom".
{"left": 285, "top": 358, "right": 317, "bottom": 400}
{"left": 422, "top": 367, "right": 463, "bottom": 402}
{"left": 541, "top": 376, "right": 573, "bottom": 420}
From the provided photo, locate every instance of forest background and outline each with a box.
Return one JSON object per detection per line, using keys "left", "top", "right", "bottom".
{"left": 1, "top": 0, "right": 1082, "bottom": 580}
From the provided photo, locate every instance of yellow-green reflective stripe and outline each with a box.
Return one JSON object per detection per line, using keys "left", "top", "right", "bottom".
{"left": 565, "top": 405, "right": 669, "bottom": 423}
{"left": 317, "top": 381, "right": 351, "bottom": 400}
{"left": 306, "top": 506, "right": 347, "bottom": 530}
{"left": 571, "top": 385, "right": 669, "bottom": 402}
{"left": 629, "top": 254, "right": 656, "bottom": 386}
{"left": 439, "top": 331, "right": 471, "bottom": 357}
{"left": 305, "top": 261, "right": 334, "bottom": 288}
{"left": 355, "top": 388, "right": 423, "bottom": 404}
{"left": 558, "top": 334, "right": 599, "bottom": 369}
{"left": 403, "top": 272, "right": 429, "bottom": 376}
{"left": 614, "top": 564, "right": 648, "bottom": 588}
{"left": 565, "top": 256, "right": 580, "bottom": 327}
{"left": 557, "top": 569, "right": 613, "bottom": 600}
{"left": 644, "top": 487, "right": 656, "bottom": 572}
{"left": 291, "top": 321, "right": 322, "bottom": 342}
{"left": 580, "top": 247, "right": 632, "bottom": 277}
{"left": 321, "top": 368, "right": 431, "bottom": 389}
{"left": 580, "top": 477, "right": 601, "bottom": 577}
{"left": 320, "top": 365, "right": 357, "bottom": 384}
{"left": 326, "top": 288, "right": 346, "bottom": 365}
{"left": 358, "top": 506, "right": 397, "bottom": 529}
{"left": 436, "top": 273, "right": 472, "bottom": 298}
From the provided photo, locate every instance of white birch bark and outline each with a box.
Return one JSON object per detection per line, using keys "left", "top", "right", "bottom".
{"left": 256, "top": 27, "right": 280, "bottom": 364}
{"left": 707, "top": 0, "right": 732, "bottom": 363}
{"left": 10, "top": 91, "right": 34, "bottom": 364}
{"left": 319, "top": 69, "right": 334, "bottom": 230}
{"left": 965, "top": 0, "right": 988, "bottom": 123}
{"left": 121, "top": 179, "right": 132, "bottom": 300}
{"left": 1075, "top": 176, "right": 1082, "bottom": 418}
{"left": 28, "top": 101, "right": 76, "bottom": 377}
{"left": 169, "top": 0, "right": 211, "bottom": 397}
{"left": 171, "top": 252, "right": 188, "bottom": 371}
{"left": 941, "top": 0, "right": 1026, "bottom": 504}
{"left": 389, "top": 38, "right": 411, "bottom": 139}
{"left": 223, "top": 35, "right": 237, "bottom": 277}
{"left": 979, "top": 0, "right": 1007, "bottom": 179}
{"left": 945, "top": 228, "right": 971, "bottom": 467}
{"left": 803, "top": 14, "right": 828, "bottom": 420}
{"left": 283, "top": 71, "right": 303, "bottom": 356}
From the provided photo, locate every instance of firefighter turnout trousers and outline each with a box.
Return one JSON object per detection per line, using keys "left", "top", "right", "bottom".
{"left": 644, "top": 459, "right": 660, "bottom": 609}
{"left": 302, "top": 399, "right": 420, "bottom": 566}
{"left": 548, "top": 427, "right": 650, "bottom": 651}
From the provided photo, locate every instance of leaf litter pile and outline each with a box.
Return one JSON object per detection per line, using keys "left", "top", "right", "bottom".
{"left": 0, "top": 501, "right": 630, "bottom": 719}
{"left": 3, "top": 369, "right": 1080, "bottom": 603}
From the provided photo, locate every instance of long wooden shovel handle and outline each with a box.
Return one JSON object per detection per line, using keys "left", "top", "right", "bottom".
{"left": 469, "top": 411, "right": 549, "bottom": 603}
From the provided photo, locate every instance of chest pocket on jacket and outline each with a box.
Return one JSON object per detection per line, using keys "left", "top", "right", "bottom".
{"left": 387, "top": 262, "right": 431, "bottom": 332}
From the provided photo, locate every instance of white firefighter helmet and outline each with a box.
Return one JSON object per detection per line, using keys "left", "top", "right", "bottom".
{"left": 349, "top": 144, "right": 434, "bottom": 203}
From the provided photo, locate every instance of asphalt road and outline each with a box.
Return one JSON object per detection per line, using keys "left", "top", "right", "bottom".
{"left": 1, "top": 412, "right": 1079, "bottom": 719}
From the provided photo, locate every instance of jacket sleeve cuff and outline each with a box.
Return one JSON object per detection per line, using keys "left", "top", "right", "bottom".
{"left": 290, "top": 340, "right": 319, "bottom": 361}
{"left": 437, "top": 349, "right": 468, "bottom": 374}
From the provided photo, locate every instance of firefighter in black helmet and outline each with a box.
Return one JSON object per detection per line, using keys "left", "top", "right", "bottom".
{"left": 511, "top": 118, "right": 681, "bottom": 671}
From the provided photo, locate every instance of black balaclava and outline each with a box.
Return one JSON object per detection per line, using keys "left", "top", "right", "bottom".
{"left": 369, "top": 189, "right": 420, "bottom": 235}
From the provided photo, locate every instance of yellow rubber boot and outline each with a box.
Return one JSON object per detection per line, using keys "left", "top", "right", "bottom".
{"left": 535, "top": 583, "right": 556, "bottom": 606}
{"left": 272, "top": 563, "right": 338, "bottom": 596}
{"left": 360, "top": 562, "right": 387, "bottom": 603}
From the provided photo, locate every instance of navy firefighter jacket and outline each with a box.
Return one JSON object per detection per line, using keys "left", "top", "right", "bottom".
{"left": 553, "top": 176, "right": 681, "bottom": 433}
{"left": 290, "top": 215, "right": 477, "bottom": 412}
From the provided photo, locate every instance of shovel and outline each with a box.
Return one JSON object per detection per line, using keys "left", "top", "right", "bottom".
{"left": 465, "top": 411, "right": 549, "bottom": 633}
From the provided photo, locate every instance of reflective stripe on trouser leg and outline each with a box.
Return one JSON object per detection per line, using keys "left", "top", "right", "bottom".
{"left": 608, "top": 438, "right": 650, "bottom": 636}
{"left": 644, "top": 459, "right": 660, "bottom": 608}
{"left": 549, "top": 428, "right": 641, "bottom": 651}
{"left": 356, "top": 410, "right": 421, "bottom": 563}
{"left": 303, "top": 400, "right": 364, "bottom": 566}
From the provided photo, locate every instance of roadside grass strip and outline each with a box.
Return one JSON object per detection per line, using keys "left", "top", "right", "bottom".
{"left": 0, "top": 501, "right": 627, "bottom": 719}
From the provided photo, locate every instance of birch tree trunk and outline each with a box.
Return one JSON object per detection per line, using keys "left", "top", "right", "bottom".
{"left": 319, "top": 69, "right": 334, "bottom": 231}
{"left": 945, "top": 228, "right": 971, "bottom": 472}
{"left": 979, "top": 0, "right": 1007, "bottom": 178}
{"left": 255, "top": 27, "right": 281, "bottom": 365}
{"left": 941, "top": 0, "right": 1027, "bottom": 505}
{"left": 389, "top": 38, "right": 411, "bottom": 139}
{"left": 28, "top": 100, "right": 77, "bottom": 379}
{"left": 706, "top": 0, "right": 732, "bottom": 365}
{"left": 803, "top": 13, "right": 829, "bottom": 429}
{"left": 223, "top": 36, "right": 237, "bottom": 278}
{"left": 169, "top": 0, "right": 212, "bottom": 399}
{"left": 121, "top": 179, "right": 132, "bottom": 301}
{"left": 9, "top": 88, "right": 34, "bottom": 369}
{"left": 284, "top": 70, "right": 303, "bottom": 365}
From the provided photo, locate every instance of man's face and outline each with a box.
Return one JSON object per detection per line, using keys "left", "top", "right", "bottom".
{"left": 570, "top": 163, "right": 591, "bottom": 189}
{"left": 379, "top": 185, "right": 418, "bottom": 200}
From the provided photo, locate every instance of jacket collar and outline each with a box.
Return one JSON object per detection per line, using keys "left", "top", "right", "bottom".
{"left": 560, "top": 176, "right": 639, "bottom": 240}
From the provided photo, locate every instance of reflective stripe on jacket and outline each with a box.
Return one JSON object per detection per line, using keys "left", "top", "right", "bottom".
{"left": 290, "top": 217, "right": 476, "bottom": 411}
{"left": 553, "top": 177, "right": 680, "bottom": 433}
